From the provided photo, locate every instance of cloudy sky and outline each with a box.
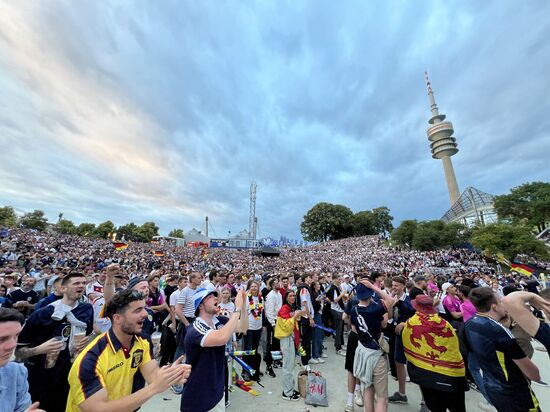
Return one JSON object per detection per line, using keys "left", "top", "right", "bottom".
{"left": 0, "top": 1, "right": 549, "bottom": 239}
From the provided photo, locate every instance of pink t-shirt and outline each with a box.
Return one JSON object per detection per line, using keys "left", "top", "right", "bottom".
{"left": 443, "top": 294, "right": 462, "bottom": 314}
{"left": 460, "top": 300, "right": 477, "bottom": 322}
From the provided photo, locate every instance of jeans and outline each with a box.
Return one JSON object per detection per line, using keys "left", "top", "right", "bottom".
{"left": 312, "top": 312, "right": 324, "bottom": 359}
{"left": 243, "top": 328, "right": 262, "bottom": 351}
{"left": 331, "top": 309, "right": 344, "bottom": 350}
{"left": 280, "top": 335, "right": 296, "bottom": 396}
{"left": 468, "top": 353, "right": 490, "bottom": 403}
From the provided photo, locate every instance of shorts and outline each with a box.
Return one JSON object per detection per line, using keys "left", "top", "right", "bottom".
{"left": 345, "top": 331, "right": 359, "bottom": 372}
{"left": 357, "top": 354, "right": 388, "bottom": 399}
{"left": 394, "top": 334, "right": 406, "bottom": 364}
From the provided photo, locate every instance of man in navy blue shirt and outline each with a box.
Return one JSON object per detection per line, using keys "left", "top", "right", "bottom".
{"left": 16, "top": 272, "right": 94, "bottom": 412}
{"left": 465, "top": 287, "right": 541, "bottom": 412}
{"left": 350, "top": 279, "right": 395, "bottom": 412}
{"left": 35, "top": 276, "right": 63, "bottom": 311}
{"left": 180, "top": 287, "right": 248, "bottom": 411}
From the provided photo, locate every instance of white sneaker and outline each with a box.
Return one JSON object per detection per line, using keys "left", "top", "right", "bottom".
{"left": 321, "top": 353, "right": 328, "bottom": 358}
{"left": 344, "top": 404, "right": 354, "bottom": 412}
{"left": 317, "top": 358, "right": 326, "bottom": 364}
{"left": 336, "top": 349, "right": 347, "bottom": 356}
{"left": 354, "top": 389, "right": 364, "bottom": 407}
{"left": 303, "top": 365, "right": 311, "bottom": 372}
{"left": 309, "top": 358, "right": 320, "bottom": 364}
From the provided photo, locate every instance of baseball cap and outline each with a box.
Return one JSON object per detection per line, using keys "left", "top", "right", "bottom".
{"left": 442, "top": 282, "right": 452, "bottom": 293}
{"left": 355, "top": 283, "right": 375, "bottom": 301}
{"left": 193, "top": 288, "right": 218, "bottom": 315}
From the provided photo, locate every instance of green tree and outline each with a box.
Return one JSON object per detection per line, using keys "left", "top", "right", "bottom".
{"left": 372, "top": 206, "right": 394, "bottom": 235}
{"left": 494, "top": 181, "right": 550, "bottom": 233}
{"left": 55, "top": 219, "right": 76, "bottom": 234}
{"left": 94, "top": 220, "right": 115, "bottom": 239}
{"left": 300, "top": 202, "right": 354, "bottom": 242}
{"left": 20, "top": 210, "right": 48, "bottom": 231}
{"left": 76, "top": 223, "right": 96, "bottom": 237}
{"left": 168, "top": 228, "right": 185, "bottom": 238}
{"left": 0, "top": 206, "right": 17, "bottom": 227}
{"left": 351, "top": 211, "right": 376, "bottom": 236}
{"left": 441, "top": 221, "right": 471, "bottom": 247}
{"left": 471, "top": 223, "right": 549, "bottom": 261}
{"left": 391, "top": 220, "right": 418, "bottom": 246}
{"left": 411, "top": 220, "right": 447, "bottom": 251}
{"left": 118, "top": 223, "right": 139, "bottom": 241}
{"left": 134, "top": 221, "right": 160, "bottom": 242}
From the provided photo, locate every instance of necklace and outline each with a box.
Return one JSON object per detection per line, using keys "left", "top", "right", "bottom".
{"left": 248, "top": 293, "right": 263, "bottom": 319}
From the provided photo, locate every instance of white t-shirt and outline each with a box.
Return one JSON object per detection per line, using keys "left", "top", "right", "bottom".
{"left": 170, "top": 288, "right": 182, "bottom": 307}
{"left": 86, "top": 281, "right": 104, "bottom": 298}
{"left": 247, "top": 295, "right": 263, "bottom": 330}
{"left": 92, "top": 297, "right": 111, "bottom": 333}
{"left": 218, "top": 301, "right": 236, "bottom": 318}
{"left": 299, "top": 287, "right": 314, "bottom": 319}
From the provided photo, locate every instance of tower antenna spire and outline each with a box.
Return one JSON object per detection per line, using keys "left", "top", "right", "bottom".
{"left": 425, "top": 71, "right": 439, "bottom": 117}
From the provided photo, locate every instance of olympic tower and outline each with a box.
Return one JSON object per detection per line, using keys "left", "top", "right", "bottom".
{"left": 425, "top": 72, "right": 460, "bottom": 206}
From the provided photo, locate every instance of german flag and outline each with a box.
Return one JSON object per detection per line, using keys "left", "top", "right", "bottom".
{"left": 154, "top": 251, "right": 165, "bottom": 257}
{"left": 113, "top": 242, "right": 128, "bottom": 251}
{"left": 511, "top": 262, "right": 535, "bottom": 276}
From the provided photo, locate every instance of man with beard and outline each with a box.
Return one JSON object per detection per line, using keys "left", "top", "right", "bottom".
{"left": 66, "top": 289, "right": 191, "bottom": 412}
{"left": 16, "top": 272, "right": 94, "bottom": 412}
{"left": 180, "top": 288, "right": 248, "bottom": 411}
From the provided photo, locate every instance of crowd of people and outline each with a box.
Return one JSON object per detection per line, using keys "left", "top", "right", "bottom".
{"left": 0, "top": 228, "right": 549, "bottom": 412}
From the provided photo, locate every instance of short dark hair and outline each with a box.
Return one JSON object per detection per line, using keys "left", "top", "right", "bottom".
{"left": 458, "top": 285, "right": 471, "bottom": 297}
{"left": 469, "top": 287, "right": 497, "bottom": 312}
{"left": 104, "top": 289, "right": 145, "bottom": 319}
{"left": 61, "top": 272, "right": 86, "bottom": 286}
{"left": 392, "top": 276, "right": 406, "bottom": 286}
{"left": 0, "top": 307, "right": 25, "bottom": 325}
{"left": 300, "top": 274, "right": 311, "bottom": 283}
{"left": 370, "top": 272, "right": 384, "bottom": 282}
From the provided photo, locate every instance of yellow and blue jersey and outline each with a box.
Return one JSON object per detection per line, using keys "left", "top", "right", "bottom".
{"left": 65, "top": 329, "right": 153, "bottom": 412}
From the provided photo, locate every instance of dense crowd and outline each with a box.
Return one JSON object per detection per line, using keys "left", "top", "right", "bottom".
{"left": 0, "top": 228, "right": 549, "bottom": 412}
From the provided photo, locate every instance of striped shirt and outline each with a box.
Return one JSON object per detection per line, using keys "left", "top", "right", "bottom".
{"left": 177, "top": 286, "right": 198, "bottom": 318}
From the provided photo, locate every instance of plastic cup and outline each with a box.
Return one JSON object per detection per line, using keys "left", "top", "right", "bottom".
{"left": 151, "top": 332, "right": 162, "bottom": 346}
{"left": 72, "top": 330, "right": 87, "bottom": 361}
{"left": 45, "top": 336, "right": 63, "bottom": 369}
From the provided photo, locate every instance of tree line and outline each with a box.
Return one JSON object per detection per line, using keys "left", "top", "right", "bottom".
{"left": 300, "top": 203, "right": 393, "bottom": 241}
{"left": 392, "top": 181, "right": 550, "bottom": 259}
{"left": 0, "top": 207, "right": 186, "bottom": 243}
{"left": 301, "top": 181, "right": 550, "bottom": 260}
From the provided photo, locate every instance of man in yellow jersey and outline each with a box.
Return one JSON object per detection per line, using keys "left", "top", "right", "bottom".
{"left": 66, "top": 289, "right": 191, "bottom": 412}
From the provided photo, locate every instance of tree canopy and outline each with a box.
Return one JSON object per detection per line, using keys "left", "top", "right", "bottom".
{"left": 20, "top": 210, "right": 48, "bottom": 231}
{"left": 470, "top": 223, "right": 549, "bottom": 260}
{"left": 168, "top": 228, "right": 185, "bottom": 238}
{"left": 76, "top": 223, "right": 96, "bottom": 237}
{"left": 493, "top": 181, "right": 550, "bottom": 233}
{"left": 301, "top": 202, "right": 354, "bottom": 242}
{"left": 301, "top": 203, "right": 393, "bottom": 242}
{"left": 0, "top": 206, "right": 17, "bottom": 227}
{"left": 94, "top": 221, "right": 115, "bottom": 239}
{"left": 391, "top": 220, "right": 469, "bottom": 251}
{"left": 55, "top": 219, "right": 77, "bottom": 235}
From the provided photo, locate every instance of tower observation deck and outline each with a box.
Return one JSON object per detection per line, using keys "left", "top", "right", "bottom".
{"left": 425, "top": 72, "right": 460, "bottom": 206}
